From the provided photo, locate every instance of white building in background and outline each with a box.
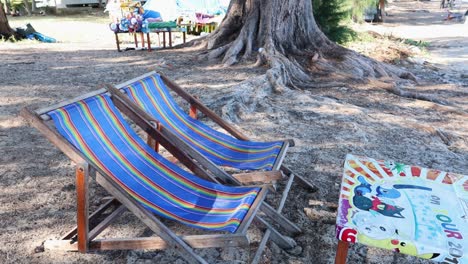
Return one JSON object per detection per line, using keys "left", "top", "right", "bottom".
{"left": 36, "top": 0, "right": 101, "bottom": 9}
{"left": 36, "top": 0, "right": 230, "bottom": 12}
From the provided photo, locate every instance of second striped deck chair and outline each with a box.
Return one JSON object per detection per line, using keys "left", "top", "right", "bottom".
{"left": 111, "top": 71, "right": 316, "bottom": 190}
{"left": 21, "top": 94, "right": 272, "bottom": 264}
{"left": 105, "top": 72, "right": 315, "bottom": 262}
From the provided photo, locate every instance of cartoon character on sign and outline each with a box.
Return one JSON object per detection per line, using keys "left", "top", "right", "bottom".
{"left": 352, "top": 211, "right": 399, "bottom": 239}
{"left": 352, "top": 176, "right": 406, "bottom": 218}
{"left": 357, "top": 234, "right": 440, "bottom": 260}
{"left": 352, "top": 176, "right": 432, "bottom": 218}
{"left": 353, "top": 195, "right": 405, "bottom": 218}
{"left": 350, "top": 211, "right": 441, "bottom": 260}
{"left": 354, "top": 176, "right": 401, "bottom": 198}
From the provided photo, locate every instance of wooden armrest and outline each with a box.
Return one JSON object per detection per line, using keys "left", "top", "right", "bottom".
{"left": 232, "top": 171, "right": 284, "bottom": 184}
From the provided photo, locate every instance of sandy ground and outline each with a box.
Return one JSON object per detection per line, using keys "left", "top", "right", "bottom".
{"left": 1, "top": 1, "right": 467, "bottom": 263}
{"left": 362, "top": 0, "right": 468, "bottom": 76}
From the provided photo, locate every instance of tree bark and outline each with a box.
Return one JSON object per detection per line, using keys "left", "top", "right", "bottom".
{"left": 0, "top": 2, "right": 20, "bottom": 39}
{"left": 32, "top": 0, "right": 37, "bottom": 13}
{"left": 4, "top": 0, "right": 11, "bottom": 15}
{"left": 196, "top": 0, "right": 414, "bottom": 91}
{"left": 23, "top": 0, "right": 32, "bottom": 16}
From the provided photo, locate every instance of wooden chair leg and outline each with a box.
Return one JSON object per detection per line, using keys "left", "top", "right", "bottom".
{"left": 251, "top": 172, "right": 295, "bottom": 264}
{"left": 146, "top": 122, "right": 161, "bottom": 152}
{"left": 114, "top": 33, "right": 121, "bottom": 52}
{"left": 335, "top": 240, "right": 349, "bottom": 264}
{"left": 147, "top": 33, "right": 151, "bottom": 51}
{"left": 76, "top": 163, "right": 90, "bottom": 253}
{"left": 147, "top": 135, "right": 159, "bottom": 153}
{"left": 189, "top": 103, "right": 197, "bottom": 119}
{"left": 169, "top": 30, "right": 172, "bottom": 47}
{"left": 140, "top": 32, "right": 145, "bottom": 49}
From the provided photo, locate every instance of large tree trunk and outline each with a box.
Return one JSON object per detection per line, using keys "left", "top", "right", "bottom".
{"left": 196, "top": 0, "right": 414, "bottom": 90}
{"left": 0, "top": 2, "right": 19, "bottom": 39}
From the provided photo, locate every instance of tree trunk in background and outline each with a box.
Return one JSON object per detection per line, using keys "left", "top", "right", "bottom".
{"left": 32, "top": 0, "right": 37, "bottom": 13}
{"left": 0, "top": 2, "right": 19, "bottom": 39}
{"left": 22, "top": 0, "right": 31, "bottom": 15}
{"left": 379, "top": 0, "right": 385, "bottom": 22}
{"left": 4, "top": 0, "right": 11, "bottom": 15}
{"left": 197, "top": 0, "right": 413, "bottom": 90}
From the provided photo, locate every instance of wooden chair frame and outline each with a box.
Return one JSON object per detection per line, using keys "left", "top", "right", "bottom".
{"left": 30, "top": 72, "right": 312, "bottom": 263}
{"left": 113, "top": 71, "right": 317, "bottom": 191}
{"left": 104, "top": 73, "right": 317, "bottom": 263}
{"left": 21, "top": 104, "right": 268, "bottom": 264}
{"left": 335, "top": 240, "right": 350, "bottom": 264}
{"left": 106, "top": 87, "right": 302, "bottom": 249}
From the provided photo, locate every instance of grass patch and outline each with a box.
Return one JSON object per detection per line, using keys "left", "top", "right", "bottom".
{"left": 403, "top": 38, "right": 429, "bottom": 48}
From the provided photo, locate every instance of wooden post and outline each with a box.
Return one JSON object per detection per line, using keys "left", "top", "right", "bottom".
{"left": 168, "top": 30, "right": 172, "bottom": 47}
{"left": 182, "top": 31, "right": 186, "bottom": 43}
{"left": 335, "top": 240, "right": 349, "bottom": 264}
{"left": 146, "top": 135, "right": 155, "bottom": 151}
{"left": 76, "top": 162, "right": 90, "bottom": 253}
{"left": 134, "top": 33, "right": 138, "bottom": 48}
{"left": 147, "top": 33, "right": 151, "bottom": 51}
{"left": 114, "top": 33, "right": 121, "bottom": 52}
{"left": 379, "top": 0, "right": 385, "bottom": 22}
{"left": 146, "top": 122, "right": 161, "bottom": 152}
{"left": 140, "top": 32, "right": 145, "bottom": 49}
{"left": 154, "top": 122, "right": 161, "bottom": 152}
{"left": 162, "top": 32, "right": 166, "bottom": 48}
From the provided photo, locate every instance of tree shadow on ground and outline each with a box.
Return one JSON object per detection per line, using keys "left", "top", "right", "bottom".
{"left": 1, "top": 43, "right": 467, "bottom": 263}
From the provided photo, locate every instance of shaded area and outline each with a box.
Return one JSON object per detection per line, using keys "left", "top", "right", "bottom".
{"left": 0, "top": 7, "right": 467, "bottom": 264}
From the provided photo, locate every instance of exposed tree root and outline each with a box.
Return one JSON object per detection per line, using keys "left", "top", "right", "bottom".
{"left": 304, "top": 208, "right": 336, "bottom": 224}
{"left": 190, "top": 0, "right": 443, "bottom": 107}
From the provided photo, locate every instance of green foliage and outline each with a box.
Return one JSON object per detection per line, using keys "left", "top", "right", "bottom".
{"left": 3, "top": 0, "right": 32, "bottom": 12}
{"left": 312, "top": 0, "right": 381, "bottom": 43}
{"left": 403, "top": 38, "right": 429, "bottom": 48}
{"left": 312, "top": 0, "right": 357, "bottom": 44}
{"left": 9, "top": 0, "right": 25, "bottom": 10}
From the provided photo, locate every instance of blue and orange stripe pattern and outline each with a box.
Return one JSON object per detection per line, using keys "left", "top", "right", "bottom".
{"left": 122, "top": 74, "right": 284, "bottom": 170}
{"left": 48, "top": 94, "right": 260, "bottom": 233}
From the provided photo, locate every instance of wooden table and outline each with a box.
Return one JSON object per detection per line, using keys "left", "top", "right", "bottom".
{"left": 113, "top": 27, "right": 186, "bottom": 52}
{"left": 114, "top": 32, "right": 150, "bottom": 52}
{"left": 335, "top": 154, "right": 468, "bottom": 263}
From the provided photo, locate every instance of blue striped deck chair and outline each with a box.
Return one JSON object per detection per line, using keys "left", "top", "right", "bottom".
{"left": 20, "top": 94, "right": 270, "bottom": 264}
{"left": 111, "top": 71, "right": 316, "bottom": 190}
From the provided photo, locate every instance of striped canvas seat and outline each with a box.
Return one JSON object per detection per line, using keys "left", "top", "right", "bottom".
{"left": 48, "top": 94, "right": 260, "bottom": 233}
{"left": 121, "top": 73, "right": 285, "bottom": 171}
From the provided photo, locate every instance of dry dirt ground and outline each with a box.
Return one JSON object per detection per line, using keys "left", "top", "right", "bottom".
{"left": 1, "top": 1, "right": 467, "bottom": 263}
